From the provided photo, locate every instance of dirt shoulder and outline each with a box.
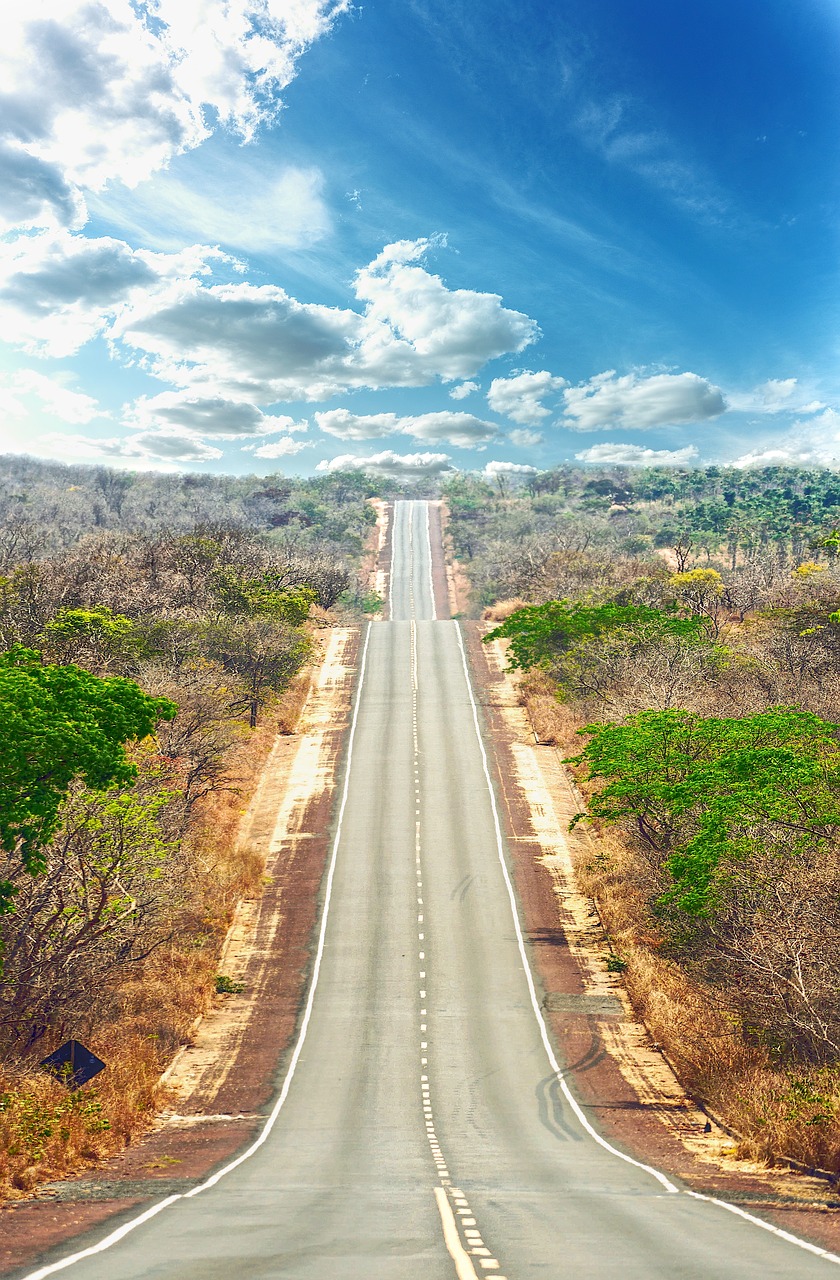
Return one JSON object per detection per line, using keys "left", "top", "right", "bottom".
{"left": 463, "top": 621, "right": 840, "bottom": 1254}
{"left": 1, "top": 627, "right": 360, "bottom": 1277}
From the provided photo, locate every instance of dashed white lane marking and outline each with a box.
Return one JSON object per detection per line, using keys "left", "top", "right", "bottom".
{"left": 412, "top": 613, "right": 505, "bottom": 1279}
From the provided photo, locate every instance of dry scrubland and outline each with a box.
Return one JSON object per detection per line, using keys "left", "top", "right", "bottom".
{"left": 446, "top": 465, "right": 840, "bottom": 1176}
{"left": 0, "top": 458, "right": 388, "bottom": 1198}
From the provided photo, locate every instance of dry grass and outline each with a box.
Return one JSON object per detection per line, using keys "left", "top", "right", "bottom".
{"left": 482, "top": 597, "right": 528, "bottom": 623}
{"left": 0, "top": 660, "right": 316, "bottom": 1200}
{"left": 520, "top": 675, "right": 840, "bottom": 1176}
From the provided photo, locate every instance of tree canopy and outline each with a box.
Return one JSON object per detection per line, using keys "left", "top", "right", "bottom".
{"left": 0, "top": 647, "right": 176, "bottom": 909}
{"left": 569, "top": 707, "right": 840, "bottom": 916}
{"left": 485, "top": 600, "right": 703, "bottom": 671}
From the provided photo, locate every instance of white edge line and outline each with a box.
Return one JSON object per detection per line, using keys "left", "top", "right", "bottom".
{"left": 453, "top": 618, "right": 840, "bottom": 1266}
{"left": 685, "top": 1191, "right": 840, "bottom": 1265}
{"left": 22, "top": 623, "right": 375, "bottom": 1280}
{"left": 434, "top": 1187, "right": 480, "bottom": 1280}
{"left": 425, "top": 502, "right": 437, "bottom": 621}
{"left": 20, "top": 1196, "right": 182, "bottom": 1280}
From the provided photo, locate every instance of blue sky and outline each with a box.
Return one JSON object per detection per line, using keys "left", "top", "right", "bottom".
{"left": 1, "top": 0, "right": 839, "bottom": 481}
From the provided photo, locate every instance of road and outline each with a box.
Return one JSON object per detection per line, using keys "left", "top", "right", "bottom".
{"left": 22, "top": 499, "right": 839, "bottom": 1279}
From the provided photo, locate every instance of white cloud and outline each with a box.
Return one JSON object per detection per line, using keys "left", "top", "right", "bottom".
{"left": 124, "top": 391, "right": 306, "bottom": 439}
{"left": 449, "top": 380, "right": 478, "bottom": 400}
{"left": 563, "top": 370, "right": 726, "bottom": 432}
{"left": 726, "top": 377, "right": 826, "bottom": 416}
{"left": 758, "top": 378, "right": 798, "bottom": 408}
{"left": 509, "top": 428, "right": 543, "bottom": 448}
{"left": 353, "top": 238, "right": 538, "bottom": 382}
{"left": 107, "top": 239, "right": 539, "bottom": 400}
{"left": 487, "top": 369, "right": 567, "bottom": 424}
{"left": 1, "top": 369, "right": 102, "bottom": 424}
{"left": 574, "top": 442, "right": 700, "bottom": 466}
{"left": 402, "top": 412, "right": 498, "bottom": 447}
{"left": 0, "top": 233, "right": 540, "bottom": 408}
{"left": 0, "top": 230, "right": 229, "bottom": 356}
{"left": 93, "top": 164, "right": 332, "bottom": 254}
{"left": 315, "top": 407, "right": 498, "bottom": 447}
{"left": 0, "top": 1, "right": 350, "bottom": 232}
{"left": 731, "top": 410, "right": 840, "bottom": 469}
{"left": 36, "top": 426, "right": 223, "bottom": 464}
{"left": 316, "top": 409, "right": 400, "bottom": 441}
{"left": 316, "top": 450, "right": 454, "bottom": 479}
{"left": 247, "top": 437, "right": 310, "bottom": 459}
{"left": 483, "top": 460, "right": 538, "bottom": 478}
{"left": 125, "top": 427, "right": 224, "bottom": 462}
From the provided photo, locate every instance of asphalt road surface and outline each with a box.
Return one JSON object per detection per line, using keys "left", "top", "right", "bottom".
{"left": 22, "top": 500, "right": 839, "bottom": 1279}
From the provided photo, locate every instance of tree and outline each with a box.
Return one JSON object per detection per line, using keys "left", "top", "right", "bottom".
{"left": 41, "top": 606, "right": 147, "bottom": 672}
{"left": 485, "top": 600, "right": 703, "bottom": 671}
{"left": 200, "top": 618, "right": 311, "bottom": 727}
{"left": 0, "top": 647, "right": 176, "bottom": 911}
{"left": 570, "top": 707, "right": 840, "bottom": 915}
{"left": 0, "top": 784, "right": 180, "bottom": 1046}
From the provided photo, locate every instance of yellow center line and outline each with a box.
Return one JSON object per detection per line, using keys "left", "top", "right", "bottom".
{"left": 434, "top": 1187, "right": 480, "bottom": 1280}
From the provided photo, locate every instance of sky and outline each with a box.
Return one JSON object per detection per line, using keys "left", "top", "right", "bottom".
{"left": 0, "top": 0, "right": 839, "bottom": 483}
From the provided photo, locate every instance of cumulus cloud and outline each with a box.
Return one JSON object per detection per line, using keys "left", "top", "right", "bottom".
{"left": 37, "top": 426, "right": 223, "bottom": 464}
{"left": 0, "top": 232, "right": 539, "bottom": 402}
{"left": 483, "top": 460, "right": 538, "bottom": 478}
{"left": 124, "top": 391, "right": 306, "bottom": 440}
{"left": 574, "top": 443, "right": 700, "bottom": 466}
{"left": 731, "top": 410, "right": 840, "bottom": 469}
{"left": 316, "top": 450, "right": 453, "bottom": 479}
{"left": 487, "top": 369, "right": 567, "bottom": 424}
{"left": 0, "top": 0, "right": 350, "bottom": 232}
{"left": 315, "top": 407, "right": 498, "bottom": 447}
{"left": 0, "top": 230, "right": 232, "bottom": 356}
{"left": 402, "top": 412, "right": 497, "bottom": 447}
{"left": 449, "top": 380, "right": 479, "bottom": 400}
{"left": 315, "top": 409, "right": 399, "bottom": 441}
{"left": 353, "top": 238, "right": 538, "bottom": 382}
{"left": 106, "top": 239, "right": 538, "bottom": 400}
{"left": 509, "top": 428, "right": 543, "bottom": 448}
{"left": 758, "top": 377, "right": 798, "bottom": 409}
{"left": 726, "top": 377, "right": 826, "bottom": 416}
{"left": 563, "top": 370, "right": 726, "bottom": 432}
{"left": 246, "top": 437, "right": 310, "bottom": 459}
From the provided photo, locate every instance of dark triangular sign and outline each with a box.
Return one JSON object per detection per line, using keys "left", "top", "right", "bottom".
{"left": 39, "top": 1040, "right": 106, "bottom": 1089}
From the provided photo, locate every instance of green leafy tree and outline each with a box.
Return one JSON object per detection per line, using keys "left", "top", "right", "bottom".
{"left": 41, "top": 606, "right": 147, "bottom": 671}
{"left": 0, "top": 647, "right": 176, "bottom": 910}
{"left": 569, "top": 707, "right": 840, "bottom": 916}
{"left": 485, "top": 600, "right": 703, "bottom": 671}
{"left": 211, "top": 569, "right": 316, "bottom": 624}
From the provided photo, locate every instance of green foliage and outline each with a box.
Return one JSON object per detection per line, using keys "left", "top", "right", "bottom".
{"left": 485, "top": 600, "right": 703, "bottom": 670}
{"left": 211, "top": 569, "right": 316, "bottom": 624}
{"left": 0, "top": 647, "right": 176, "bottom": 908}
{"left": 570, "top": 707, "right": 840, "bottom": 916}
{"left": 41, "top": 606, "right": 147, "bottom": 668}
{"left": 215, "top": 974, "right": 245, "bottom": 994}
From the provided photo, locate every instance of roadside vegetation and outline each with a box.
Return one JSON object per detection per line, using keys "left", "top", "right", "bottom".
{"left": 0, "top": 456, "right": 383, "bottom": 1196}
{"left": 445, "top": 464, "right": 840, "bottom": 1175}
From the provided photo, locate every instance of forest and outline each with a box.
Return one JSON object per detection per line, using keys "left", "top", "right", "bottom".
{"left": 0, "top": 455, "right": 383, "bottom": 1195}
{"left": 445, "top": 463, "right": 840, "bottom": 1176}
